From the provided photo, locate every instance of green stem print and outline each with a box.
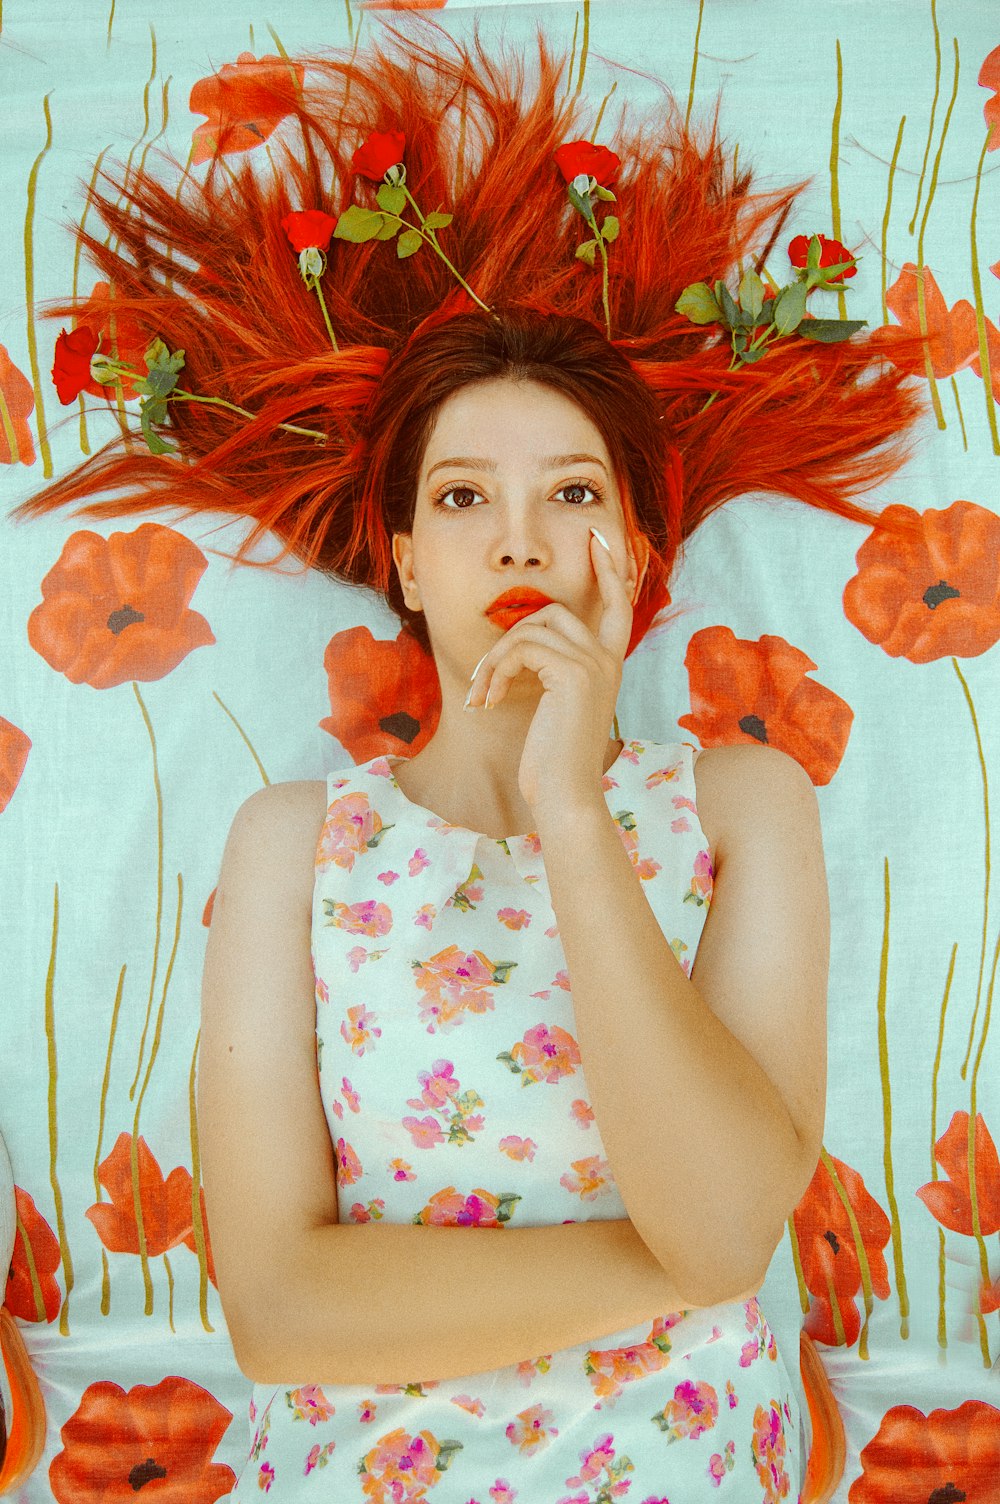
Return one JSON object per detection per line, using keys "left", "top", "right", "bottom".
{"left": 45, "top": 884, "right": 74, "bottom": 1335}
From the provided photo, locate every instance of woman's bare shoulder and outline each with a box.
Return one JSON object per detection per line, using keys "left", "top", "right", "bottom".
{"left": 229, "top": 779, "right": 331, "bottom": 894}
{"left": 692, "top": 743, "right": 811, "bottom": 872}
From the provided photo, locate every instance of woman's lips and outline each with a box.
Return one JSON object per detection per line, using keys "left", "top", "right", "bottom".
{"left": 486, "top": 602, "right": 549, "bottom": 630}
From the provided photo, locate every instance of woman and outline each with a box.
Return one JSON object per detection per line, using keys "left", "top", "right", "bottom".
{"left": 13, "top": 17, "right": 923, "bottom": 1497}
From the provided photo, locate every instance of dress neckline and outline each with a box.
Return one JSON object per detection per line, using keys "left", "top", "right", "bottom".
{"left": 381, "top": 739, "right": 633, "bottom": 845}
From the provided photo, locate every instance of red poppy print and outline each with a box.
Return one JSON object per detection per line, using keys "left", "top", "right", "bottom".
{"left": 320, "top": 626, "right": 440, "bottom": 762}
{"left": 916, "top": 1110, "right": 1000, "bottom": 1236}
{"left": 0, "top": 717, "right": 31, "bottom": 814}
{"left": 787, "top": 233, "right": 857, "bottom": 282}
{"left": 553, "top": 140, "right": 620, "bottom": 186}
{"left": 49, "top": 1375, "right": 236, "bottom": 1502}
{"left": 189, "top": 53, "right": 305, "bottom": 165}
{"left": 0, "top": 344, "right": 36, "bottom": 464}
{"left": 86, "top": 1133, "right": 216, "bottom": 1284}
{"left": 281, "top": 209, "right": 337, "bottom": 252}
{"left": 352, "top": 129, "right": 407, "bottom": 181}
{"left": 849, "top": 1399, "right": 1000, "bottom": 1503}
{"left": 5, "top": 1186, "right": 61, "bottom": 1323}
{"left": 27, "top": 523, "right": 215, "bottom": 689}
{"left": 842, "top": 500, "right": 1000, "bottom": 664}
{"left": 792, "top": 1153, "right": 892, "bottom": 1348}
{"left": 676, "top": 625, "right": 851, "bottom": 785}
{"left": 979, "top": 45, "right": 1000, "bottom": 149}
{"left": 875, "top": 264, "right": 983, "bottom": 378}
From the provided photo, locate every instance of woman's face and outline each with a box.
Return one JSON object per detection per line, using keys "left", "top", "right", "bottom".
{"left": 392, "top": 376, "right": 649, "bottom": 694}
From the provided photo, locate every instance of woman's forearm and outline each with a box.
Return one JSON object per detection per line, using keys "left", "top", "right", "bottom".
{"left": 242, "top": 1216, "right": 737, "bottom": 1387}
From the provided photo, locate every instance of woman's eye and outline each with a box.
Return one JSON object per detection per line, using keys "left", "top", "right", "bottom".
{"left": 556, "top": 482, "right": 600, "bottom": 506}
{"left": 436, "top": 486, "right": 482, "bottom": 509}
{"left": 433, "top": 481, "right": 603, "bottom": 509}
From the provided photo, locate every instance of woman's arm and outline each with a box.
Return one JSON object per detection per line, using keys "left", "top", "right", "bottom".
{"left": 199, "top": 783, "right": 736, "bottom": 1388}
{"left": 529, "top": 742, "right": 830, "bottom": 1307}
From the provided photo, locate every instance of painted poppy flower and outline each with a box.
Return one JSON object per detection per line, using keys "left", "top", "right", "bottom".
{"left": 875, "top": 263, "right": 983, "bottom": 377}
{"left": 319, "top": 624, "right": 441, "bottom": 760}
{"left": 5, "top": 1185, "right": 61, "bottom": 1323}
{"left": 281, "top": 209, "right": 337, "bottom": 253}
{"left": 676, "top": 625, "right": 851, "bottom": 785}
{"left": 352, "top": 129, "right": 406, "bottom": 180}
{"left": 850, "top": 1399, "right": 1000, "bottom": 1504}
{"left": 979, "top": 44, "right": 1000, "bottom": 150}
{"left": 49, "top": 1375, "right": 235, "bottom": 1503}
{"left": 86, "top": 1133, "right": 201, "bottom": 1260}
{"left": 842, "top": 499, "right": 1000, "bottom": 664}
{"left": 787, "top": 233, "right": 857, "bottom": 282}
{"left": 189, "top": 52, "right": 305, "bottom": 165}
{"left": 27, "top": 523, "right": 215, "bottom": 689}
{"left": 52, "top": 326, "right": 101, "bottom": 405}
{"left": 916, "top": 1110, "right": 1000, "bottom": 1236}
{"left": 0, "top": 717, "right": 31, "bottom": 815}
{"left": 553, "top": 140, "right": 620, "bottom": 186}
{"left": 792, "top": 1154, "right": 892, "bottom": 1349}
{"left": 0, "top": 344, "right": 36, "bottom": 465}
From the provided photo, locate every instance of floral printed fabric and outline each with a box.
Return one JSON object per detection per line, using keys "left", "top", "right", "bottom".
{"left": 229, "top": 739, "right": 800, "bottom": 1500}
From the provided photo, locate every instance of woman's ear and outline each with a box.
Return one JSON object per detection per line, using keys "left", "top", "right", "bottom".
{"left": 392, "top": 531, "right": 420, "bottom": 610}
{"left": 629, "top": 534, "right": 651, "bottom": 601}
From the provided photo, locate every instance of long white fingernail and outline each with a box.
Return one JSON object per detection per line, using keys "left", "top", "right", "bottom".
{"left": 590, "top": 527, "right": 611, "bottom": 553}
{"left": 470, "top": 649, "right": 489, "bottom": 683}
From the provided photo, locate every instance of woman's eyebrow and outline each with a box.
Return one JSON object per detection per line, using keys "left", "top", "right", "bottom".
{"left": 425, "top": 453, "right": 609, "bottom": 479}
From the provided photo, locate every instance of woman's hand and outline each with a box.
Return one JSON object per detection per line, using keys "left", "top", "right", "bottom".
{"left": 466, "top": 529, "right": 637, "bottom": 816}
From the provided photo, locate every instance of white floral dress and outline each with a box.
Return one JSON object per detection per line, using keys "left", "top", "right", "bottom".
{"left": 228, "top": 738, "right": 801, "bottom": 1502}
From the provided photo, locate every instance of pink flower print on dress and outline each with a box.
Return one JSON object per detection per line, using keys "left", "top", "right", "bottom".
{"left": 497, "top": 906, "right": 531, "bottom": 930}
{"left": 323, "top": 896, "right": 393, "bottom": 936}
{"left": 653, "top": 1378, "right": 719, "bottom": 1442}
{"left": 285, "top": 1385, "right": 334, "bottom": 1424}
{"left": 258, "top": 1459, "right": 275, "bottom": 1491}
{"left": 584, "top": 1315, "right": 678, "bottom": 1404}
{"left": 335, "top": 1139, "right": 362, "bottom": 1187}
{"left": 684, "top": 848, "right": 714, "bottom": 907}
{"left": 389, "top": 1158, "right": 416, "bottom": 1181}
{"left": 402, "top": 1115, "right": 446, "bottom": 1150}
{"left": 750, "top": 1401, "right": 790, "bottom": 1502}
{"left": 489, "top": 1482, "right": 517, "bottom": 1504}
{"left": 350, "top": 1199, "right": 385, "bottom": 1222}
{"left": 725, "top": 1378, "right": 737, "bottom": 1408}
{"left": 413, "top": 1187, "right": 521, "bottom": 1227}
{"left": 739, "top": 1298, "right": 776, "bottom": 1367}
{"left": 562, "top": 1431, "right": 635, "bottom": 1499}
{"left": 303, "top": 1441, "right": 336, "bottom": 1474}
{"left": 358, "top": 1427, "right": 462, "bottom": 1503}
{"left": 358, "top": 1400, "right": 378, "bottom": 1423}
{"left": 451, "top": 1393, "right": 485, "bottom": 1417}
{"left": 505, "top": 1404, "right": 558, "bottom": 1455}
{"left": 341, "top": 1077, "right": 361, "bottom": 1113}
{"left": 611, "top": 810, "right": 661, "bottom": 882}
{"left": 406, "top": 1060, "right": 460, "bottom": 1113}
{"left": 412, "top": 944, "right": 515, "bottom": 1033}
{"left": 516, "top": 1356, "right": 552, "bottom": 1387}
{"left": 341, "top": 1004, "right": 382, "bottom": 1056}
{"left": 570, "top": 1099, "right": 595, "bottom": 1129}
{"left": 708, "top": 1440, "right": 736, "bottom": 1484}
{"left": 415, "top": 902, "right": 437, "bottom": 931}
{"left": 315, "top": 975, "right": 329, "bottom": 1006}
{"left": 499, "top": 1136, "right": 537, "bottom": 1162}
{"left": 560, "top": 1155, "right": 615, "bottom": 1201}
{"left": 498, "top": 1023, "right": 581, "bottom": 1085}
{"left": 316, "top": 792, "right": 389, "bottom": 873}
{"left": 408, "top": 847, "right": 430, "bottom": 877}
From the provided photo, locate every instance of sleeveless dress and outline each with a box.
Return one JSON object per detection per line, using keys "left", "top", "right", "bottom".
{"left": 228, "top": 737, "right": 801, "bottom": 1502}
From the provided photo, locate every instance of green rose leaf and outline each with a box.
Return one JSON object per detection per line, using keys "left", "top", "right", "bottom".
{"left": 772, "top": 279, "right": 808, "bottom": 336}
{"left": 592, "top": 183, "right": 617, "bottom": 202}
{"left": 806, "top": 234, "right": 823, "bottom": 272}
{"left": 396, "top": 227, "right": 423, "bottom": 258}
{"left": 716, "top": 281, "right": 741, "bottom": 329}
{"left": 736, "top": 344, "right": 767, "bottom": 364}
{"left": 139, "top": 400, "right": 175, "bottom": 455}
{"left": 675, "top": 281, "right": 722, "bottom": 325}
{"left": 375, "top": 183, "right": 406, "bottom": 215}
{"left": 797, "top": 317, "right": 867, "bottom": 342}
{"left": 600, "top": 215, "right": 619, "bottom": 243}
{"left": 738, "top": 269, "right": 765, "bottom": 318}
{"left": 567, "top": 181, "right": 593, "bottom": 220}
{"left": 423, "top": 211, "right": 453, "bottom": 231}
{"left": 575, "top": 239, "right": 598, "bottom": 266}
{"left": 333, "top": 204, "right": 386, "bottom": 244}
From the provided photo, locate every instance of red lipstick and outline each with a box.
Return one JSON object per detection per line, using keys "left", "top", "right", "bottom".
{"left": 485, "top": 588, "right": 555, "bottom": 630}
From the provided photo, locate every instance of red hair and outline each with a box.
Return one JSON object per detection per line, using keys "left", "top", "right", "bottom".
{"left": 13, "top": 15, "right": 926, "bottom": 659}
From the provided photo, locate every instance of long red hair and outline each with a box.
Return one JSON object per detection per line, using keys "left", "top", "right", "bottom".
{"left": 12, "top": 15, "right": 926, "bottom": 658}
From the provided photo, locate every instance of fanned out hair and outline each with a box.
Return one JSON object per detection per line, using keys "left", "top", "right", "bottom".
{"left": 13, "top": 14, "right": 926, "bottom": 658}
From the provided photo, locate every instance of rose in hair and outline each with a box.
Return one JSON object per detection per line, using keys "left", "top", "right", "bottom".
{"left": 281, "top": 209, "right": 337, "bottom": 253}
{"left": 52, "top": 326, "right": 101, "bottom": 405}
{"left": 352, "top": 129, "right": 406, "bottom": 181}
{"left": 788, "top": 232, "right": 857, "bottom": 285}
{"left": 553, "top": 140, "right": 620, "bottom": 187}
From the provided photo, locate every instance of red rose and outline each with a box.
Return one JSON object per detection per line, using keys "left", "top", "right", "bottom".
{"left": 281, "top": 209, "right": 337, "bottom": 253}
{"left": 352, "top": 129, "right": 406, "bottom": 181}
{"left": 787, "top": 233, "right": 857, "bottom": 283}
{"left": 553, "top": 140, "right": 620, "bottom": 187}
{"left": 52, "top": 326, "right": 101, "bottom": 404}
